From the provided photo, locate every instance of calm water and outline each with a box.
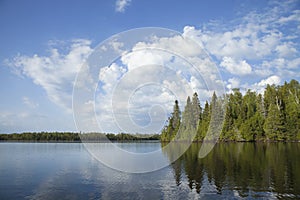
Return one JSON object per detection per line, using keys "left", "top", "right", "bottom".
{"left": 0, "top": 142, "right": 299, "bottom": 199}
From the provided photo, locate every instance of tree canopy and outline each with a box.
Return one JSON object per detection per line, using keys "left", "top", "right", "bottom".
{"left": 161, "top": 79, "right": 300, "bottom": 142}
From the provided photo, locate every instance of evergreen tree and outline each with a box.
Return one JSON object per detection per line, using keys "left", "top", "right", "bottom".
{"left": 197, "top": 101, "right": 210, "bottom": 141}
{"left": 207, "top": 92, "right": 224, "bottom": 141}
{"left": 221, "top": 89, "right": 242, "bottom": 141}
{"left": 240, "top": 112, "right": 265, "bottom": 141}
{"left": 282, "top": 80, "right": 300, "bottom": 140}
{"left": 161, "top": 100, "right": 181, "bottom": 141}
{"left": 264, "top": 84, "right": 277, "bottom": 115}
{"left": 161, "top": 79, "right": 300, "bottom": 142}
{"left": 264, "top": 103, "right": 285, "bottom": 140}
{"left": 191, "top": 92, "right": 202, "bottom": 128}
{"left": 172, "top": 100, "right": 181, "bottom": 137}
{"left": 178, "top": 96, "right": 194, "bottom": 141}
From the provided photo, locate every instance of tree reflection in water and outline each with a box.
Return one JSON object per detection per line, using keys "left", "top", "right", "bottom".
{"left": 162, "top": 142, "right": 300, "bottom": 198}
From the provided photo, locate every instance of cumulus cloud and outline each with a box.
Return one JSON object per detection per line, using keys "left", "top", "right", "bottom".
{"left": 257, "top": 75, "right": 281, "bottom": 87}
{"left": 96, "top": 63, "right": 191, "bottom": 133}
{"left": 6, "top": 1, "right": 300, "bottom": 133}
{"left": 7, "top": 39, "right": 92, "bottom": 112}
{"left": 115, "top": 0, "right": 131, "bottom": 13}
{"left": 183, "top": 24, "right": 282, "bottom": 60}
{"left": 251, "top": 75, "right": 281, "bottom": 94}
{"left": 93, "top": 33, "right": 224, "bottom": 133}
{"left": 182, "top": 1, "right": 300, "bottom": 89}
{"left": 220, "top": 57, "right": 252, "bottom": 75}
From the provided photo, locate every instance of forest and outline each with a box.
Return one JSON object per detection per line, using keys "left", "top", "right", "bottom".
{"left": 0, "top": 132, "right": 160, "bottom": 142}
{"left": 161, "top": 79, "right": 300, "bottom": 142}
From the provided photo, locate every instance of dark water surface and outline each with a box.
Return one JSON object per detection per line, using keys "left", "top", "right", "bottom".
{"left": 0, "top": 142, "right": 299, "bottom": 199}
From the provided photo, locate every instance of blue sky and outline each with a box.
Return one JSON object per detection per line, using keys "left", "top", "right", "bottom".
{"left": 0, "top": 0, "right": 299, "bottom": 133}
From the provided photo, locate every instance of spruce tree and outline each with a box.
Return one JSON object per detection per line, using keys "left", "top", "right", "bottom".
{"left": 191, "top": 92, "right": 202, "bottom": 129}
{"left": 197, "top": 101, "right": 210, "bottom": 141}
{"left": 178, "top": 96, "right": 194, "bottom": 140}
{"left": 264, "top": 103, "right": 285, "bottom": 141}
{"left": 161, "top": 100, "right": 181, "bottom": 141}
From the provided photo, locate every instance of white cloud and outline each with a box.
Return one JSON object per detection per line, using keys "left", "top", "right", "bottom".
{"left": 182, "top": 2, "right": 300, "bottom": 90}
{"left": 226, "top": 78, "right": 240, "bottom": 90}
{"left": 92, "top": 33, "right": 224, "bottom": 133}
{"left": 121, "top": 50, "right": 164, "bottom": 71}
{"left": 115, "top": 0, "right": 131, "bottom": 13}
{"left": 182, "top": 2, "right": 299, "bottom": 65}
{"left": 220, "top": 56, "right": 252, "bottom": 75}
{"left": 6, "top": 1, "right": 300, "bottom": 133}
{"left": 251, "top": 75, "right": 281, "bottom": 94}
{"left": 95, "top": 63, "right": 189, "bottom": 133}
{"left": 8, "top": 39, "right": 93, "bottom": 112}
{"left": 183, "top": 24, "right": 282, "bottom": 60}
{"left": 254, "top": 68, "right": 273, "bottom": 77}
{"left": 275, "top": 42, "right": 297, "bottom": 58}
{"left": 133, "top": 35, "right": 204, "bottom": 58}
{"left": 109, "top": 40, "right": 125, "bottom": 53}
{"left": 287, "top": 57, "right": 300, "bottom": 69}
{"left": 258, "top": 75, "right": 281, "bottom": 87}
{"left": 261, "top": 57, "right": 300, "bottom": 70}
{"left": 22, "top": 96, "right": 39, "bottom": 109}
{"left": 99, "top": 63, "right": 127, "bottom": 92}
{"left": 278, "top": 10, "right": 300, "bottom": 24}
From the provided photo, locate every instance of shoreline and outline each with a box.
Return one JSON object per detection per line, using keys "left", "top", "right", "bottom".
{"left": 1, "top": 140, "right": 299, "bottom": 143}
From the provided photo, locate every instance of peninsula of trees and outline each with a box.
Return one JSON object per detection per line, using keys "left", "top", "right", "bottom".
{"left": 161, "top": 79, "right": 300, "bottom": 142}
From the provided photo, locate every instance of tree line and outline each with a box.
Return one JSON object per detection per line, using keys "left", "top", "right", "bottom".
{"left": 0, "top": 132, "right": 160, "bottom": 142}
{"left": 161, "top": 79, "right": 300, "bottom": 142}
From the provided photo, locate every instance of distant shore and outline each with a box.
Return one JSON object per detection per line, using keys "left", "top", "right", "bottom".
{"left": 0, "top": 132, "right": 161, "bottom": 142}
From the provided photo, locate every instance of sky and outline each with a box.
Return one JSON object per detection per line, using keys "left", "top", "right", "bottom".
{"left": 0, "top": 0, "right": 299, "bottom": 133}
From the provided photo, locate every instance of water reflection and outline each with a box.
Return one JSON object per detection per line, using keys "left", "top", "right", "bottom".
{"left": 1, "top": 143, "right": 299, "bottom": 199}
{"left": 163, "top": 142, "right": 300, "bottom": 199}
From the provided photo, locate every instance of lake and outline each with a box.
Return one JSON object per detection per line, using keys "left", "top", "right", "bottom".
{"left": 0, "top": 142, "right": 299, "bottom": 199}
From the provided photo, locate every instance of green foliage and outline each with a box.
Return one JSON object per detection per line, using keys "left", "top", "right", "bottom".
{"left": 161, "top": 79, "right": 300, "bottom": 142}
{"left": 161, "top": 100, "right": 181, "bottom": 142}
{"left": 178, "top": 96, "right": 196, "bottom": 141}
{"left": 0, "top": 132, "right": 81, "bottom": 141}
{"left": 240, "top": 113, "right": 265, "bottom": 141}
{"left": 0, "top": 132, "right": 161, "bottom": 142}
{"left": 264, "top": 103, "right": 286, "bottom": 140}
{"left": 197, "top": 101, "right": 210, "bottom": 141}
